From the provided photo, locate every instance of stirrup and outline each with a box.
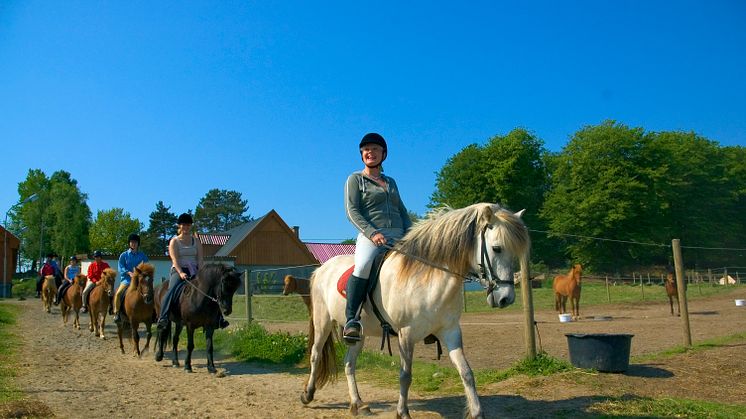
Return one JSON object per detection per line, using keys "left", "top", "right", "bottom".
{"left": 342, "top": 320, "right": 362, "bottom": 344}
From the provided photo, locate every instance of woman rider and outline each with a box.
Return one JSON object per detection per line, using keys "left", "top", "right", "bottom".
{"left": 53, "top": 255, "right": 81, "bottom": 305}
{"left": 343, "top": 132, "right": 412, "bottom": 343}
{"left": 156, "top": 213, "right": 229, "bottom": 330}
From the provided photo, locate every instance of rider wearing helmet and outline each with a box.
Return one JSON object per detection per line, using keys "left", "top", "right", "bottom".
{"left": 343, "top": 133, "right": 412, "bottom": 343}
{"left": 82, "top": 250, "right": 111, "bottom": 313}
{"left": 113, "top": 233, "right": 149, "bottom": 323}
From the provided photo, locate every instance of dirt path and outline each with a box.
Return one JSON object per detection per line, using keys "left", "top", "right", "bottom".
{"left": 5, "top": 289, "right": 746, "bottom": 418}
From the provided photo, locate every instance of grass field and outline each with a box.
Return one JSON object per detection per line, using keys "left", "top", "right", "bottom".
{"left": 228, "top": 281, "right": 740, "bottom": 322}
{"left": 0, "top": 303, "right": 22, "bottom": 403}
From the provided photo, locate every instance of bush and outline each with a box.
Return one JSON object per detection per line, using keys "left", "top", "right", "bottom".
{"left": 225, "top": 322, "right": 308, "bottom": 365}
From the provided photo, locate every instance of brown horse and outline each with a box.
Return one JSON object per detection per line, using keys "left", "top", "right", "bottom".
{"left": 553, "top": 264, "right": 582, "bottom": 319}
{"left": 41, "top": 275, "right": 57, "bottom": 313}
{"left": 665, "top": 272, "right": 681, "bottom": 316}
{"left": 60, "top": 274, "right": 87, "bottom": 329}
{"left": 117, "top": 262, "right": 156, "bottom": 357}
{"left": 283, "top": 274, "right": 312, "bottom": 314}
{"left": 88, "top": 268, "right": 116, "bottom": 338}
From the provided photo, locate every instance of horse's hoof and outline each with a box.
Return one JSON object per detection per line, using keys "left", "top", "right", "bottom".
{"left": 300, "top": 391, "right": 313, "bottom": 405}
{"left": 184, "top": 367, "right": 193, "bottom": 373}
{"left": 207, "top": 367, "right": 217, "bottom": 374}
{"left": 155, "top": 352, "right": 163, "bottom": 362}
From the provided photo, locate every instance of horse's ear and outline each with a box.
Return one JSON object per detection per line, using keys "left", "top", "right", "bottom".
{"left": 479, "top": 205, "right": 494, "bottom": 225}
{"left": 515, "top": 209, "right": 526, "bottom": 218}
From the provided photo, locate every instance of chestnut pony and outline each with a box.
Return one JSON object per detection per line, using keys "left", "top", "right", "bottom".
{"left": 154, "top": 264, "right": 242, "bottom": 373}
{"left": 117, "top": 262, "right": 156, "bottom": 357}
{"left": 664, "top": 271, "right": 684, "bottom": 316}
{"left": 553, "top": 264, "right": 583, "bottom": 319}
{"left": 60, "top": 274, "right": 87, "bottom": 329}
{"left": 88, "top": 268, "right": 116, "bottom": 338}
{"left": 41, "top": 275, "right": 56, "bottom": 313}
{"left": 283, "top": 275, "right": 312, "bottom": 314}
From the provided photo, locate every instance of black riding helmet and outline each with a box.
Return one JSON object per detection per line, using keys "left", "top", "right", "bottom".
{"left": 359, "top": 132, "right": 387, "bottom": 164}
{"left": 127, "top": 233, "right": 141, "bottom": 245}
{"left": 177, "top": 213, "right": 193, "bottom": 225}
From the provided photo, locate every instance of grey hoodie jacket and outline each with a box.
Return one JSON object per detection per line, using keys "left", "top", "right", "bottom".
{"left": 345, "top": 172, "right": 412, "bottom": 240}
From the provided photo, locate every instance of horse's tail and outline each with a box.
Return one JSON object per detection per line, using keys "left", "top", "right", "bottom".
{"left": 307, "top": 272, "right": 337, "bottom": 389}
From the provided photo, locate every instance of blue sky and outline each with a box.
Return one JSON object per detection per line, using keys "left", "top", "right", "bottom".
{"left": 1, "top": 1, "right": 745, "bottom": 242}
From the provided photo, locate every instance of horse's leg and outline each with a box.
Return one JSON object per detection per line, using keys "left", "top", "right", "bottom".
{"left": 131, "top": 320, "right": 141, "bottom": 357}
{"left": 184, "top": 324, "right": 195, "bottom": 373}
{"left": 143, "top": 321, "right": 152, "bottom": 353}
{"left": 675, "top": 295, "right": 681, "bottom": 317}
{"left": 443, "top": 327, "right": 483, "bottom": 419}
{"left": 171, "top": 321, "right": 183, "bottom": 368}
{"left": 100, "top": 310, "right": 107, "bottom": 339}
{"left": 302, "top": 312, "right": 333, "bottom": 405}
{"left": 344, "top": 339, "right": 366, "bottom": 415}
{"left": 668, "top": 295, "right": 674, "bottom": 315}
{"left": 395, "top": 328, "right": 415, "bottom": 419}
{"left": 117, "top": 323, "right": 125, "bottom": 354}
{"left": 205, "top": 326, "right": 216, "bottom": 374}
{"left": 89, "top": 306, "right": 95, "bottom": 332}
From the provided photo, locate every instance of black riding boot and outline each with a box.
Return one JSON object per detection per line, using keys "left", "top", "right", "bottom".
{"left": 54, "top": 282, "right": 69, "bottom": 305}
{"left": 114, "top": 293, "right": 125, "bottom": 323}
{"left": 343, "top": 275, "right": 368, "bottom": 344}
{"left": 36, "top": 278, "right": 43, "bottom": 298}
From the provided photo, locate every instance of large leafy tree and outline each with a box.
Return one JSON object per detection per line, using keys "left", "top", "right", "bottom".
{"left": 89, "top": 208, "right": 142, "bottom": 255}
{"left": 12, "top": 170, "right": 90, "bottom": 268}
{"left": 541, "top": 121, "right": 662, "bottom": 271}
{"left": 48, "top": 173, "right": 91, "bottom": 259}
{"left": 141, "top": 201, "right": 177, "bottom": 255}
{"left": 194, "top": 189, "right": 251, "bottom": 233}
{"left": 430, "top": 129, "right": 561, "bottom": 265}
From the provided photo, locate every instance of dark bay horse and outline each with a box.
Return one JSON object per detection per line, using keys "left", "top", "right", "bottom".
{"left": 117, "top": 263, "right": 156, "bottom": 357}
{"left": 665, "top": 271, "right": 682, "bottom": 316}
{"left": 89, "top": 268, "right": 116, "bottom": 339}
{"left": 154, "top": 264, "right": 242, "bottom": 373}
{"left": 61, "top": 274, "right": 87, "bottom": 329}
{"left": 553, "top": 264, "right": 583, "bottom": 319}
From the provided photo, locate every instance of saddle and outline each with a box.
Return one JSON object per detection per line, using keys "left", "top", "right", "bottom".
{"left": 337, "top": 252, "right": 443, "bottom": 359}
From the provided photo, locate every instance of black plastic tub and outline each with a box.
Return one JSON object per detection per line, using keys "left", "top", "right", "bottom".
{"left": 565, "top": 333, "right": 634, "bottom": 373}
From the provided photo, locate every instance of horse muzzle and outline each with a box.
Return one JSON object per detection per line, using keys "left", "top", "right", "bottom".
{"left": 487, "top": 287, "right": 515, "bottom": 309}
{"left": 220, "top": 302, "right": 232, "bottom": 316}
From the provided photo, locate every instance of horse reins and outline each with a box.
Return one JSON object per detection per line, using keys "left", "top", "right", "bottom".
{"left": 182, "top": 274, "right": 219, "bottom": 304}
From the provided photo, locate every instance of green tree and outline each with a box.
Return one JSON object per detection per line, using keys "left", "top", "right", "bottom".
{"left": 89, "top": 208, "right": 142, "bottom": 255}
{"left": 430, "top": 144, "right": 493, "bottom": 209}
{"left": 48, "top": 171, "right": 91, "bottom": 259}
{"left": 194, "top": 189, "right": 251, "bottom": 233}
{"left": 13, "top": 169, "right": 51, "bottom": 269}
{"left": 541, "top": 121, "right": 662, "bottom": 271}
{"left": 142, "top": 201, "right": 177, "bottom": 255}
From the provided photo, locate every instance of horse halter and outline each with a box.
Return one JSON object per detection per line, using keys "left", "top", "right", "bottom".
{"left": 477, "top": 225, "right": 515, "bottom": 295}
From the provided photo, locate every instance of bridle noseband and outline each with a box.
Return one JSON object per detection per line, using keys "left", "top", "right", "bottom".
{"left": 476, "top": 225, "right": 515, "bottom": 295}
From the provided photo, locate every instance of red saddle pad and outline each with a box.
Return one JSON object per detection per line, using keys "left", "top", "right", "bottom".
{"left": 337, "top": 265, "right": 355, "bottom": 299}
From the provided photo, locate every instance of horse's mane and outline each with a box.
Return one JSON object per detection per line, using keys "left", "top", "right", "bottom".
{"left": 395, "top": 203, "right": 530, "bottom": 281}
{"left": 128, "top": 263, "right": 155, "bottom": 294}
{"left": 74, "top": 273, "right": 87, "bottom": 286}
{"left": 100, "top": 268, "right": 117, "bottom": 286}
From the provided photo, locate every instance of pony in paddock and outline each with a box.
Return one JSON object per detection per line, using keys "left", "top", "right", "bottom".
{"left": 117, "top": 263, "right": 156, "bottom": 357}
{"left": 88, "top": 268, "right": 116, "bottom": 339}
{"left": 154, "top": 264, "right": 242, "bottom": 373}
{"left": 664, "top": 271, "right": 683, "bottom": 316}
{"left": 553, "top": 264, "right": 582, "bottom": 319}
{"left": 283, "top": 274, "right": 312, "bottom": 314}
{"left": 60, "top": 274, "right": 86, "bottom": 329}
{"left": 301, "top": 203, "right": 530, "bottom": 419}
{"left": 41, "top": 275, "right": 57, "bottom": 313}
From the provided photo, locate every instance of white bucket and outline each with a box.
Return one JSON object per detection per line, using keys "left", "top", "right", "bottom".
{"left": 559, "top": 313, "right": 573, "bottom": 323}
{"left": 736, "top": 299, "right": 745, "bottom": 307}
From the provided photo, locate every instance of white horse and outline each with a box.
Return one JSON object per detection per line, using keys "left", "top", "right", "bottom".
{"left": 301, "top": 203, "right": 530, "bottom": 418}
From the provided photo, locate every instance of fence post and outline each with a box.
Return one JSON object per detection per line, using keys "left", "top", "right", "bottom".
{"left": 520, "top": 254, "right": 536, "bottom": 360}
{"left": 724, "top": 268, "right": 729, "bottom": 287}
{"left": 708, "top": 269, "right": 712, "bottom": 286}
{"left": 605, "top": 275, "right": 610, "bottom": 303}
{"left": 640, "top": 278, "right": 645, "bottom": 301}
{"left": 672, "top": 239, "right": 692, "bottom": 347}
{"left": 244, "top": 269, "right": 252, "bottom": 323}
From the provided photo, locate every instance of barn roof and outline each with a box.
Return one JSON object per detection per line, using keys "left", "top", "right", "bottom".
{"left": 197, "top": 234, "right": 231, "bottom": 246}
{"left": 304, "top": 243, "right": 355, "bottom": 264}
{"left": 214, "top": 216, "right": 264, "bottom": 257}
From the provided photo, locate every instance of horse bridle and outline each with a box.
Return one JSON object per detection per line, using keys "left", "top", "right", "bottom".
{"left": 477, "top": 225, "right": 515, "bottom": 294}
{"left": 382, "top": 224, "right": 515, "bottom": 295}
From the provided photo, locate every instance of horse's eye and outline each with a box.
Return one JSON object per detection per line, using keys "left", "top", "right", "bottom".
{"left": 492, "top": 245, "right": 502, "bottom": 254}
